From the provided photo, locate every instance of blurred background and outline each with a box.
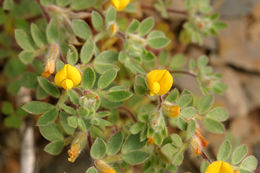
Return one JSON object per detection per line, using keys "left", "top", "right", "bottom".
{"left": 1, "top": 0, "right": 260, "bottom": 172}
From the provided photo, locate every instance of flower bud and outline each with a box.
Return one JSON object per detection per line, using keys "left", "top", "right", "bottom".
{"left": 95, "top": 160, "right": 116, "bottom": 173}
{"left": 163, "top": 103, "right": 181, "bottom": 118}
{"left": 206, "top": 161, "right": 234, "bottom": 173}
{"left": 108, "top": 22, "right": 118, "bottom": 36}
{"left": 54, "top": 64, "right": 81, "bottom": 91}
{"left": 111, "top": 0, "right": 130, "bottom": 11}
{"left": 191, "top": 127, "right": 209, "bottom": 155}
{"left": 42, "top": 44, "right": 59, "bottom": 78}
{"left": 68, "top": 132, "right": 87, "bottom": 162}
{"left": 79, "top": 91, "right": 100, "bottom": 109}
{"left": 147, "top": 69, "right": 173, "bottom": 96}
{"left": 147, "top": 136, "right": 154, "bottom": 145}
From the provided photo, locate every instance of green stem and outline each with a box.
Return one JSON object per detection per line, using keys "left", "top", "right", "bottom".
{"left": 56, "top": 91, "right": 68, "bottom": 107}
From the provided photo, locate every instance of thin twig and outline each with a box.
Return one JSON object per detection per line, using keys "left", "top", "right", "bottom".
{"left": 141, "top": 5, "right": 188, "bottom": 16}
{"left": 118, "top": 106, "right": 138, "bottom": 122}
{"left": 87, "top": 132, "right": 93, "bottom": 148}
{"left": 172, "top": 70, "right": 197, "bottom": 78}
{"left": 157, "top": 95, "right": 163, "bottom": 110}
{"left": 36, "top": 0, "right": 50, "bottom": 22}
{"left": 201, "top": 151, "right": 212, "bottom": 163}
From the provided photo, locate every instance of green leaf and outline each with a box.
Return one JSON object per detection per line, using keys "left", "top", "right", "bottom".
{"left": 107, "top": 131, "right": 123, "bottom": 155}
{"left": 232, "top": 145, "right": 247, "bottom": 165}
{"left": 7, "top": 80, "right": 20, "bottom": 96}
{"left": 147, "top": 37, "right": 170, "bottom": 49}
{"left": 213, "top": 21, "right": 227, "bottom": 30}
{"left": 98, "top": 69, "right": 117, "bottom": 89}
{"left": 166, "top": 89, "right": 179, "bottom": 103}
{"left": 203, "top": 117, "right": 225, "bottom": 134}
{"left": 169, "top": 54, "right": 187, "bottom": 70}
{"left": 154, "top": 133, "right": 163, "bottom": 145}
{"left": 107, "top": 90, "right": 133, "bottom": 102}
{"left": 21, "top": 72, "right": 38, "bottom": 89}
{"left": 207, "top": 107, "right": 228, "bottom": 122}
{"left": 158, "top": 50, "right": 169, "bottom": 66}
{"left": 37, "top": 107, "right": 58, "bottom": 126}
{"left": 38, "top": 76, "right": 60, "bottom": 98}
{"left": 200, "top": 161, "right": 210, "bottom": 173}
{"left": 123, "top": 151, "right": 149, "bottom": 165}
{"left": 36, "top": 85, "right": 48, "bottom": 100}
{"left": 31, "top": 23, "right": 47, "bottom": 48}
{"left": 143, "top": 51, "right": 155, "bottom": 62}
{"left": 177, "top": 95, "right": 192, "bottom": 108}
{"left": 217, "top": 140, "right": 232, "bottom": 161}
{"left": 67, "top": 45, "right": 78, "bottom": 65}
{"left": 91, "top": 11, "right": 103, "bottom": 31}
{"left": 71, "top": 0, "right": 96, "bottom": 10}
{"left": 68, "top": 89, "right": 79, "bottom": 105}
{"left": 4, "top": 58, "right": 26, "bottom": 78}
{"left": 186, "top": 119, "right": 196, "bottom": 139}
{"left": 2, "top": 101, "right": 14, "bottom": 115}
{"left": 94, "top": 63, "right": 118, "bottom": 74}
{"left": 19, "top": 51, "right": 35, "bottom": 64}
{"left": 127, "top": 19, "right": 139, "bottom": 33}
{"left": 197, "top": 95, "right": 213, "bottom": 114}
{"left": 4, "top": 115, "right": 21, "bottom": 129}
{"left": 105, "top": 6, "right": 116, "bottom": 24}
{"left": 3, "top": 0, "right": 14, "bottom": 10}
{"left": 96, "top": 111, "right": 110, "bottom": 118}
{"left": 44, "top": 140, "right": 64, "bottom": 155}
{"left": 85, "top": 167, "right": 98, "bottom": 173}
{"left": 22, "top": 101, "right": 54, "bottom": 114}
{"left": 90, "top": 138, "right": 107, "bottom": 159}
{"left": 212, "top": 82, "right": 227, "bottom": 94}
{"left": 72, "top": 19, "right": 92, "bottom": 40}
{"left": 238, "top": 169, "right": 251, "bottom": 173}
{"left": 67, "top": 116, "right": 78, "bottom": 128}
{"left": 46, "top": 19, "right": 59, "bottom": 44}
{"left": 61, "top": 104, "right": 76, "bottom": 115}
{"left": 82, "top": 67, "right": 96, "bottom": 89}
{"left": 171, "top": 134, "right": 183, "bottom": 148}
{"left": 77, "top": 107, "right": 89, "bottom": 117}
{"left": 39, "top": 123, "right": 63, "bottom": 141}
{"left": 60, "top": 111, "right": 75, "bottom": 135}
{"left": 180, "top": 107, "right": 197, "bottom": 118}
{"left": 56, "top": 59, "right": 64, "bottom": 71}
{"left": 80, "top": 39, "right": 94, "bottom": 64}
{"left": 56, "top": 0, "right": 70, "bottom": 6}
{"left": 78, "top": 118, "right": 87, "bottom": 131}
{"left": 122, "top": 133, "right": 146, "bottom": 153}
{"left": 189, "top": 59, "right": 196, "bottom": 71}
{"left": 138, "top": 17, "right": 154, "bottom": 36}
{"left": 161, "top": 144, "right": 178, "bottom": 160}
{"left": 197, "top": 56, "right": 208, "bottom": 68}
{"left": 240, "top": 155, "right": 258, "bottom": 171}
{"left": 130, "top": 122, "right": 145, "bottom": 134}
{"left": 15, "top": 29, "right": 35, "bottom": 51}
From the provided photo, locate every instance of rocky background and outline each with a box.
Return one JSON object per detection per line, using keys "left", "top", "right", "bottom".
{"left": 1, "top": 0, "right": 260, "bottom": 173}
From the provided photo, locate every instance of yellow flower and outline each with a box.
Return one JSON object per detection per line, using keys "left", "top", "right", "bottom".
{"left": 206, "top": 161, "right": 234, "bottom": 173}
{"left": 147, "top": 69, "right": 173, "bottom": 96}
{"left": 111, "top": 0, "right": 130, "bottom": 11}
{"left": 54, "top": 64, "right": 81, "bottom": 90}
